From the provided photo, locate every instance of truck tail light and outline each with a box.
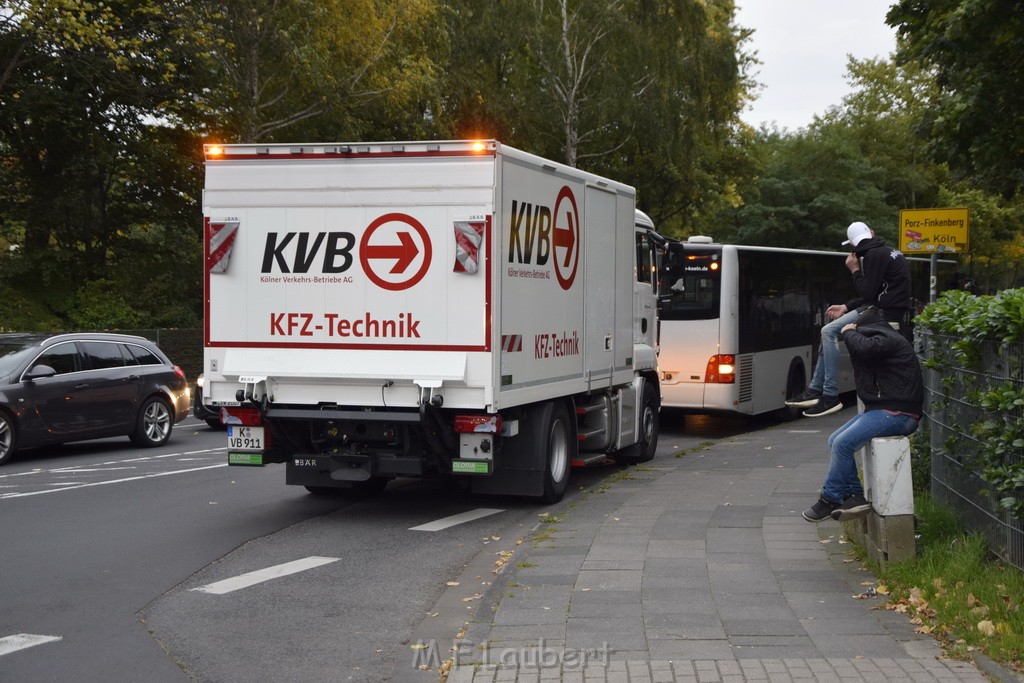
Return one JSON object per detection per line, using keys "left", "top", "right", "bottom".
{"left": 704, "top": 355, "right": 736, "bottom": 384}
{"left": 222, "top": 406, "right": 263, "bottom": 426}
{"left": 453, "top": 414, "right": 502, "bottom": 433}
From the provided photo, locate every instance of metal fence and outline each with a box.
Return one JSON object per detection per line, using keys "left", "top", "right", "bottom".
{"left": 921, "top": 330, "right": 1024, "bottom": 570}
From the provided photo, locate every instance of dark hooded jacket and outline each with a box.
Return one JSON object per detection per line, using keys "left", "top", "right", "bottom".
{"left": 844, "top": 236, "right": 912, "bottom": 321}
{"left": 841, "top": 308, "right": 923, "bottom": 414}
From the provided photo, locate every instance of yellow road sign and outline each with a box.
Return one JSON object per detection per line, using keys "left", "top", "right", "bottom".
{"left": 899, "top": 207, "right": 969, "bottom": 254}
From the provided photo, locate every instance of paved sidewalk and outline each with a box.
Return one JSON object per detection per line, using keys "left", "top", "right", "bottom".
{"left": 440, "top": 408, "right": 1003, "bottom": 682}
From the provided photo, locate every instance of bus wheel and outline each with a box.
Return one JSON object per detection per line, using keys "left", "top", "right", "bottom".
{"left": 540, "top": 401, "right": 573, "bottom": 504}
{"left": 782, "top": 360, "right": 806, "bottom": 418}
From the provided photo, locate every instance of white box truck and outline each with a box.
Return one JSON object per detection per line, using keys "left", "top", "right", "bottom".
{"left": 201, "top": 140, "right": 662, "bottom": 503}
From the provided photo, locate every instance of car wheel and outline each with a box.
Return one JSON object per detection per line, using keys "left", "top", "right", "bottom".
{"left": 205, "top": 418, "right": 225, "bottom": 430}
{"left": 130, "top": 396, "right": 174, "bottom": 447}
{"left": 0, "top": 410, "right": 17, "bottom": 466}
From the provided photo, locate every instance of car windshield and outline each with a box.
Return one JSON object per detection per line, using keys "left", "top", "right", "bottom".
{"left": 0, "top": 338, "right": 43, "bottom": 376}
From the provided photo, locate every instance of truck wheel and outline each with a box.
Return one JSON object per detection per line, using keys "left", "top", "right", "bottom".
{"left": 540, "top": 401, "right": 573, "bottom": 504}
{"left": 130, "top": 396, "right": 174, "bottom": 447}
{"left": 0, "top": 410, "right": 17, "bottom": 465}
{"left": 614, "top": 382, "right": 660, "bottom": 465}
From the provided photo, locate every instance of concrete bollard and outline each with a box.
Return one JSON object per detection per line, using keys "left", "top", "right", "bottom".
{"left": 861, "top": 436, "right": 915, "bottom": 516}
{"left": 846, "top": 436, "right": 917, "bottom": 565}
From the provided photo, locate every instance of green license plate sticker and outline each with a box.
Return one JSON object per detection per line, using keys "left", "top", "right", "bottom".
{"left": 452, "top": 459, "right": 490, "bottom": 474}
{"left": 228, "top": 452, "right": 264, "bottom": 466}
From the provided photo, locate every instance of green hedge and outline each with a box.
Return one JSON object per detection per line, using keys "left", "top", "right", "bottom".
{"left": 916, "top": 289, "right": 1024, "bottom": 520}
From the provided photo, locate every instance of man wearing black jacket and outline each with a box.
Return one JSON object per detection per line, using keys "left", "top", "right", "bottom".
{"left": 787, "top": 221, "right": 914, "bottom": 418}
{"left": 833, "top": 221, "right": 913, "bottom": 336}
{"left": 802, "top": 305, "right": 923, "bottom": 523}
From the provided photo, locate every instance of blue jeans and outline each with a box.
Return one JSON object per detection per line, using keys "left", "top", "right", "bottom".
{"left": 808, "top": 308, "right": 860, "bottom": 397}
{"left": 821, "top": 411, "right": 920, "bottom": 503}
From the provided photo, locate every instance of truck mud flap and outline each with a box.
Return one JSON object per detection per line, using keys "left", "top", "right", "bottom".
{"left": 285, "top": 456, "right": 331, "bottom": 487}
{"left": 471, "top": 402, "right": 567, "bottom": 498}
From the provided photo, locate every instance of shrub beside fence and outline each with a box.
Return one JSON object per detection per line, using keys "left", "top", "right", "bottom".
{"left": 919, "top": 329, "right": 1024, "bottom": 571}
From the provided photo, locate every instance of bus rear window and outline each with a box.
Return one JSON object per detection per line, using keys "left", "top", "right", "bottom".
{"left": 658, "top": 246, "right": 721, "bottom": 320}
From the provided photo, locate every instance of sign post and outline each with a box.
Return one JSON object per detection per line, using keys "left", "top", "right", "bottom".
{"left": 898, "top": 208, "right": 969, "bottom": 303}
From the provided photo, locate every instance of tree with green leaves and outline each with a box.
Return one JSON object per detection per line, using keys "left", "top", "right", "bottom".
{"left": 887, "top": 0, "right": 1024, "bottom": 197}
{"left": 441, "top": 0, "right": 753, "bottom": 236}
{"left": 196, "top": 0, "right": 447, "bottom": 143}
{"left": 711, "top": 126, "right": 891, "bottom": 249}
{"left": 0, "top": 0, "right": 206, "bottom": 328}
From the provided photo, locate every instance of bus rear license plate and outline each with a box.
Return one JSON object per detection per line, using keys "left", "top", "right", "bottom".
{"left": 227, "top": 425, "right": 264, "bottom": 451}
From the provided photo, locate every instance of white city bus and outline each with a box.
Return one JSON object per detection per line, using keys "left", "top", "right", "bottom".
{"left": 656, "top": 237, "right": 949, "bottom": 416}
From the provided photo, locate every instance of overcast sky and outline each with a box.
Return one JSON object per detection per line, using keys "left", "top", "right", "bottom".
{"left": 735, "top": 0, "right": 898, "bottom": 131}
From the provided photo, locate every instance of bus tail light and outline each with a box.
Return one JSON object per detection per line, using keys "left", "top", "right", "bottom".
{"left": 705, "top": 355, "right": 736, "bottom": 384}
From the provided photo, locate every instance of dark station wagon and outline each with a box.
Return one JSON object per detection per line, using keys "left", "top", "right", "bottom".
{"left": 0, "top": 333, "right": 190, "bottom": 465}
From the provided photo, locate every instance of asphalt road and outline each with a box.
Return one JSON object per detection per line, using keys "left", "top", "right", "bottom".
{"left": 0, "top": 410, "right": 761, "bottom": 682}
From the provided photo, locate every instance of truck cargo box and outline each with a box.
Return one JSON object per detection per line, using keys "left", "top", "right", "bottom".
{"left": 202, "top": 140, "right": 661, "bottom": 502}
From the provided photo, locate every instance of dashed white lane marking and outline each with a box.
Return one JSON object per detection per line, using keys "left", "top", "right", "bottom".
{"left": 190, "top": 557, "right": 340, "bottom": 595}
{"left": 409, "top": 508, "right": 504, "bottom": 532}
{"left": 0, "top": 464, "right": 228, "bottom": 500}
{"left": 52, "top": 467, "right": 137, "bottom": 473}
{"left": 0, "top": 448, "right": 226, "bottom": 480}
{"left": 787, "top": 430, "right": 823, "bottom": 433}
{"left": 0, "top": 634, "right": 62, "bottom": 656}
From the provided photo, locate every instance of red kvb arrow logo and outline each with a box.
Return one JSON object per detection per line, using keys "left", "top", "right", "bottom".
{"left": 552, "top": 186, "right": 580, "bottom": 290}
{"left": 359, "top": 213, "right": 432, "bottom": 291}
{"left": 365, "top": 231, "right": 418, "bottom": 274}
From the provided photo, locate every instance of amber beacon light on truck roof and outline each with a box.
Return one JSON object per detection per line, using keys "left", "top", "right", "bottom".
{"left": 203, "top": 140, "right": 496, "bottom": 160}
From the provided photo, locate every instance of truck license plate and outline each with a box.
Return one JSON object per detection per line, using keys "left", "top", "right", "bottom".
{"left": 227, "top": 425, "right": 264, "bottom": 451}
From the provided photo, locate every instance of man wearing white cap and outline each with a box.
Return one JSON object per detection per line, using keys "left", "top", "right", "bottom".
{"left": 786, "top": 221, "right": 913, "bottom": 417}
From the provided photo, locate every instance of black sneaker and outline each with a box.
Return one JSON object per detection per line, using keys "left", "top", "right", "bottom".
{"left": 802, "top": 496, "right": 840, "bottom": 523}
{"left": 831, "top": 493, "right": 871, "bottom": 521}
{"left": 803, "top": 394, "right": 842, "bottom": 417}
{"left": 785, "top": 387, "right": 822, "bottom": 408}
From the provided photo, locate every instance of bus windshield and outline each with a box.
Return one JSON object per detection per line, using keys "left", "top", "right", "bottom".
{"left": 658, "top": 245, "right": 721, "bottom": 320}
